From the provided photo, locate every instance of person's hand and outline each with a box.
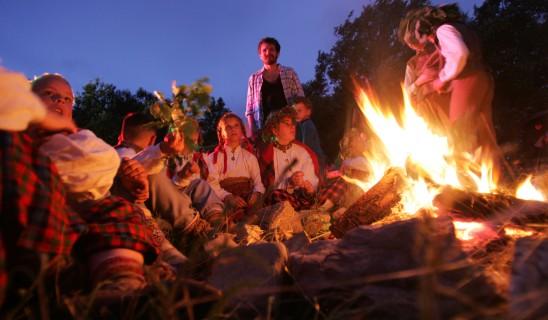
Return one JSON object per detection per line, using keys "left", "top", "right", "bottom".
{"left": 224, "top": 194, "right": 247, "bottom": 209}
{"left": 302, "top": 180, "right": 315, "bottom": 194}
{"left": 36, "top": 110, "right": 77, "bottom": 134}
{"left": 432, "top": 78, "right": 448, "bottom": 93}
{"left": 248, "top": 192, "right": 262, "bottom": 206}
{"left": 119, "top": 158, "right": 149, "bottom": 203}
{"left": 290, "top": 171, "right": 305, "bottom": 188}
{"left": 414, "top": 73, "right": 437, "bottom": 87}
{"left": 160, "top": 131, "right": 184, "bottom": 155}
{"left": 177, "top": 161, "right": 200, "bottom": 179}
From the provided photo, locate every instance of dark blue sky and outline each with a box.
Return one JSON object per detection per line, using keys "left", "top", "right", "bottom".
{"left": 0, "top": 0, "right": 481, "bottom": 117}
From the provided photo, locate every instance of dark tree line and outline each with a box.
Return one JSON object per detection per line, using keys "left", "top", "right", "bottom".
{"left": 73, "top": 79, "right": 231, "bottom": 148}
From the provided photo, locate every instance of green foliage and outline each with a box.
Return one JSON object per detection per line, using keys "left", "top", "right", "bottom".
{"left": 200, "top": 97, "right": 231, "bottom": 151}
{"left": 149, "top": 78, "right": 213, "bottom": 132}
{"left": 73, "top": 79, "right": 156, "bottom": 145}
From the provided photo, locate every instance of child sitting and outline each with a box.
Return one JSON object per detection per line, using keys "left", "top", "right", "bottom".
{"left": 259, "top": 107, "right": 320, "bottom": 211}
{"left": 31, "top": 73, "right": 171, "bottom": 296}
{"left": 206, "top": 112, "right": 265, "bottom": 222}
{"left": 319, "top": 128, "right": 371, "bottom": 216}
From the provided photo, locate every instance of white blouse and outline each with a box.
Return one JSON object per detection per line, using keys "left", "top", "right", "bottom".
{"left": 436, "top": 24, "right": 470, "bottom": 83}
{"left": 206, "top": 145, "right": 265, "bottom": 199}
{"left": 273, "top": 143, "right": 318, "bottom": 191}
{"left": 40, "top": 129, "right": 120, "bottom": 202}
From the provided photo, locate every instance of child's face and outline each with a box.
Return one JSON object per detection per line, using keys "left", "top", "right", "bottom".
{"left": 221, "top": 117, "right": 243, "bottom": 145}
{"left": 348, "top": 135, "right": 366, "bottom": 156}
{"left": 35, "top": 78, "right": 74, "bottom": 119}
{"left": 134, "top": 129, "right": 157, "bottom": 149}
{"left": 273, "top": 116, "right": 296, "bottom": 144}
{"left": 294, "top": 103, "right": 311, "bottom": 122}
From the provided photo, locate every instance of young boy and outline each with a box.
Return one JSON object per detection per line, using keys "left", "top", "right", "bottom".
{"left": 259, "top": 107, "right": 320, "bottom": 211}
{"left": 31, "top": 73, "right": 162, "bottom": 297}
{"left": 293, "top": 97, "right": 327, "bottom": 172}
{"left": 116, "top": 113, "right": 223, "bottom": 232}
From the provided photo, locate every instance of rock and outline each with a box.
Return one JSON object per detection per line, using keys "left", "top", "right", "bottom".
{"left": 208, "top": 242, "right": 288, "bottom": 315}
{"left": 510, "top": 236, "right": 548, "bottom": 319}
{"left": 283, "top": 232, "right": 311, "bottom": 255}
{"left": 288, "top": 217, "right": 505, "bottom": 318}
{"left": 300, "top": 210, "right": 331, "bottom": 240}
{"left": 257, "top": 201, "right": 303, "bottom": 241}
{"left": 204, "top": 233, "right": 238, "bottom": 258}
{"left": 234, "top": 224, "right": 264, "bottom": 245}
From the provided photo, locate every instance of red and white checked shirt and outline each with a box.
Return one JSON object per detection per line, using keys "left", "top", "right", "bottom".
{"left": 246, "top": 64, "right": 304, "bottom": 130}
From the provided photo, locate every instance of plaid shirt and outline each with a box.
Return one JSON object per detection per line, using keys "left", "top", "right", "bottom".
{"left": 246, "top": 64, "right": 304, "bottom": 130}
{"left": 1, "top": 132, "right": 85, "bottom": 303}
{"left": 73, "top": 195, "right": 160, "bottom": 264}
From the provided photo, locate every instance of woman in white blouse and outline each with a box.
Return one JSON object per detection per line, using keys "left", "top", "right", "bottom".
{"left": 402, "top": 4, "right": 498, "bottom": 156}
{"left": 207, "top": 113, "right": 265, "bottom": 218}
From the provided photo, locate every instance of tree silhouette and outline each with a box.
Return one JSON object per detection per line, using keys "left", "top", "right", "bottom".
{"left": 200, "top": 97, "right": 231, "bottom": 151}
{"left": 73, "top": 79, "right": 156, "bottom": 145}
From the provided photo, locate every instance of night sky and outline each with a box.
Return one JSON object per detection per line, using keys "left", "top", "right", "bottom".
{"left": 0, "top": 0, "right": 483, "bottom": 117}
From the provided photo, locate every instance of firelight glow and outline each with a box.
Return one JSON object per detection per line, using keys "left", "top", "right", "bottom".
{"left": 352, "top": 87, "right": 499, "bottom": 214}
{"left": 516, "top": 176, "right": 546, "bottom": 202}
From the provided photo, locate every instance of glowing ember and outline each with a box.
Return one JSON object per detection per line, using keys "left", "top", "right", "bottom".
{"left": 504, "top": 226, "right": 535, "bottom": 238}
{"left": 516, "top": 176, "right": 546, "bottom": 202}
{"left": 452, "top": 220, "right": 497, "bottom": 242}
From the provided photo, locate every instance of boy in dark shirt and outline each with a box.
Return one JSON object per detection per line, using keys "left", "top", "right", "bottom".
{"left": 293, "top": 97, "right": 326, "bottom": 173}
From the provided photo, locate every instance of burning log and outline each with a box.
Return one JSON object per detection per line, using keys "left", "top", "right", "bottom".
{"left": 331, "top": 168, "right": 407, "bottom": 238}
{"left": 434, "top": 187, "right": 548, "bottom": 227}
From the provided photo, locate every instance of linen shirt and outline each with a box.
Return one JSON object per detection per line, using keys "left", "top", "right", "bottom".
{"left": 436, "top": 24, "right": 470, "bottom": 83}
{"left": 116, "top": 144, "right": 166, "bottom": 176}
{"left": 273, "top": 143, "right": 319, "bottom": 191}
{"left": 206, "top": 145, "right": 265, "bottom": 200}
{"left": 246, "top": 64, "right": 304, "bottom": 130}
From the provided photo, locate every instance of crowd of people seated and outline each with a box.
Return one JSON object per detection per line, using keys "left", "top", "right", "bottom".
{"left": 0, "top": 67, "right": 370, "bottom": 313}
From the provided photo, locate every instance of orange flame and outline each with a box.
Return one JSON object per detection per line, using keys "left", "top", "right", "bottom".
{"left": 353, "top": 87, "right": 499, "bottom": 214}
{"left": 516, "top": 175, "right": 546, "bottom": 202}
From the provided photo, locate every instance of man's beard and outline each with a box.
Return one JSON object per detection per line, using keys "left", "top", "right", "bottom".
{"left": 265, "top": 56, "right": 278, "bottom": 65}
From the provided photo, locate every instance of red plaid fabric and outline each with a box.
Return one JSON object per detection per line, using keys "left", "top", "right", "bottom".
{"left": 73, "top": 195, "right": 160, "bottom": 264}
{"left": 0, "top": 132, "right": 84, "bottom": 255}
{"left": 0, "top": 132, "right": 85, "bottom": 306}
{"left": 267, "top": 189, "right": 315, "bottom": 211}
{"left": 318, "top": 177, "right": 348, "bottom": 205}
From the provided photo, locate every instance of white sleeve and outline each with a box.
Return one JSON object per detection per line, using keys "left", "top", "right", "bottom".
{"left": 0, "top": 69, "right": 47, "bottom": 131}
{"left": 437, "top": 24, "right": 469, "bottom": 83}
{"left": 116, "top": 147, "right": 137, "bottom": 159}
{"left": 246, "top": 152, "right": 266, "bottom": 194}
{"left": 132, "top": 144, "right": 166, "bottom": 175}
{"left": 300, "top": 149, "right": 319, "bottom": 190}
{"left": 205, "top": 154, "right": 231, "bottom": 200}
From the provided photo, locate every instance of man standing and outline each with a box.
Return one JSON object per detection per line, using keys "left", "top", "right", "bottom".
{"left": 246, "top": 37, "right": 304, "bottom": 138}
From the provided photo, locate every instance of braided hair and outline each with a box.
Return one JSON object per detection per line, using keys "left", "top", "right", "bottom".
{"left": 399, "top": 3, "right": 463, "bottom": 46}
